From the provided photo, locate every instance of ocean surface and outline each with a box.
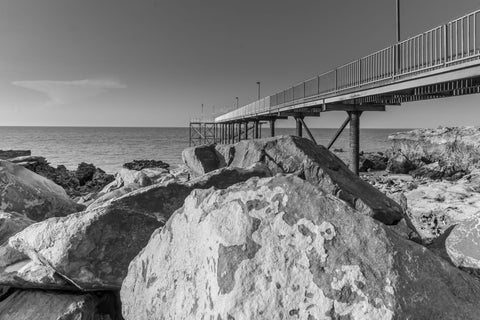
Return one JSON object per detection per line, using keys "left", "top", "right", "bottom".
{"left": 0, "top": 127, "right": 413, "bottom": 173}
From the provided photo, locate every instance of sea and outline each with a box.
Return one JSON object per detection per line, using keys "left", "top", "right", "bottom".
{"left": 0, "top": 127, "right": 412, "bottom": 174}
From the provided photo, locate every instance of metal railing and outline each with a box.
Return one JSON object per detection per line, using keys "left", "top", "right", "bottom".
{"left": 216, "top": 9, "right": 480, "bottom": 122}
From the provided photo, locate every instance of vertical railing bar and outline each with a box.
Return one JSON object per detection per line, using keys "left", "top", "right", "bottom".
{"left": 461, "top": 18, "right": 464, "bottom": 58}
{"left": 467, "top": 15, "right": 470, "bottom": 55}
{"left": 456, "top": 22, "right": 459, "bottom": 59}
{"left": 474, "top": 14, "right": 477, "bottom": 53}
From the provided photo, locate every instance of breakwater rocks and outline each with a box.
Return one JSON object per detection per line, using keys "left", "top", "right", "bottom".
{"left": 7, "top": 155, "right": 115, "bottom": 199}
{"left": 2, "top": 134, "right": 480, "bottom": 319}
{"left": 386, "top": 126, "right": 480, "bottom": 178}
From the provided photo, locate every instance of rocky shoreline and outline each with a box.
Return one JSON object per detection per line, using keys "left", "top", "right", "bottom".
{"left": 0, "top": 127, "right": 480, "bottom": 319}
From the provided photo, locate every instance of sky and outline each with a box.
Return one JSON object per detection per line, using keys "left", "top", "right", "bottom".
{"left": 0, "top": 0, "right": 479, "bottom": 128}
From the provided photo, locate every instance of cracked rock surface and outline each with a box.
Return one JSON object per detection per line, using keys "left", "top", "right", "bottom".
{"left": 121, "top": 175, "right": 480, "bottom": 320}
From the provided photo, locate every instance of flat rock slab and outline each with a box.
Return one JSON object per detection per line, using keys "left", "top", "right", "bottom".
{"left": 0, "top": 160, "right": 84, "bottom": 221}
{"left": 0, "top": 289, "right": 117, "bottom": 319}
{"left": 183, "top": 136, "right": 403, "bottom": 225}
{"left": 121, "top": 175, "right": 480, "bottom": 320}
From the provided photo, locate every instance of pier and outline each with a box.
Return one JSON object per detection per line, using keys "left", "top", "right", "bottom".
{"left": 191, "top": 9, "right": 480, "bottom": 174}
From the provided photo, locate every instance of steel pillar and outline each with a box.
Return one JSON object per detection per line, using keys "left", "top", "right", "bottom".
{"left": 348, "top": 111, "right": 362, "bottom": 175}
{"left": 270, "top": 119, "right": 275, "bottom": 137}
{"left": 254, "top": 121, "right": 260, "bottom": 139}
{"left": 295, "top": 116, "right": 303, "bottom": 137}
{"left": 244, "top": 122, "right": 248, "bottom": 140}
{"left": 237, "top": 122, "right": 241, "bottom": 142}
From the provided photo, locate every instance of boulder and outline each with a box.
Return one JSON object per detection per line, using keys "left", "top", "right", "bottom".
{"left": 404, "top": 170, "right": 480, "bottom": 243}
{"left": 121, "top": 175, "right": 480, "bottom": 320}
{"left": 445, "top": 215, "right": 480, "bottom": 276}
{"left": 182, "top": 144, "right": 225, "bottom": 177}
{"left": 359, "top": 152, "right": 388, "bottom": 172}
{"left": 0, "top": 289, "right": 118, "bottom": 319}
{"left": 183, "top": 136, "right": 403, "bottom": 225}
{"left": 0, "top": 160, "right": 84, "bottom": 221}
{"left": 9, "top": 202, "right": 162, "bottom": 290}
{"left": 123, "top": 159, "right": 170, "bottom": 170}
{"left": 387, "top": 126, "right": 480, "bottom": 175}
{"left": 386, "top": 153, "right": 416, "bottom": 174}
{"left": 89, "top": 163, "right": 271, "bottom": 221}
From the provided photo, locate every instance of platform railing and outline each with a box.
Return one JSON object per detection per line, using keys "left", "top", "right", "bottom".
{"left": 215, "top": 9, "right": 480, "bottom": 123}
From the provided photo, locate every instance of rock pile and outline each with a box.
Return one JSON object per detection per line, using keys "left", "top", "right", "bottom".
{"left": 2, "top": 135, "right": 480, "bottom": 319}
{"left": 8, "top": 155, "right": 115, "bottom": 198}
{"left": 121, "top": 174, "right": 480, "bottom": 320}
{"left": 386, "top": 126, "right": 480, "bottom": 179}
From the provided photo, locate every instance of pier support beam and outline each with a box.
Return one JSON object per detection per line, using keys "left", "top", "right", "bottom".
{"left": 244, "top": 121, "right": 248, "bottom": 140}
{"left": 348, "top": 111, "right": 362, "bottom": 175}
{"left": 254, "top": 120, "right": 260, "bottom": 139}
{"left": 295, "top": 116, "right": 303, "bottom": 137}
{"left": 270, "top": 119, "right": 275, "bottom": 137}
{"left": 238, "top": 122, "right": 242, "bottom": 142}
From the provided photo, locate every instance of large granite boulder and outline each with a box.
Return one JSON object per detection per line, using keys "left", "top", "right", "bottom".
{"left": 0, "top": 160, "right": 84, "bottom": 221}
{"left": 0, "top": 289, "right": 118, "bottom": 319}
{"left": 121, "top": 175, "right": 480, "bottom": 320}
{"left": 387, "top": 126, "right": 480, "bottom": 177}
{"left": 182, "top": 144, "right": 225, "bottom": 177}
{"left": 89, "top": 163, "right": 271, "bottom": 221}
{"left": 9, "top": 202, "right": 162, "bottom": 290}
{"left": 183, "top": 136, "right": 403, "bottom": 225}
{"left": 445, "top": 215, "right": 480, "bottom": 275}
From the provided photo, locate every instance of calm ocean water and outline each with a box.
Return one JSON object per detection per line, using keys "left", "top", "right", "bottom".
{"left": 0, "top": 127, "right": 412, "bottom": 173}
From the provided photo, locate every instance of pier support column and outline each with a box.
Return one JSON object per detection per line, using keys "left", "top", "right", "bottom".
{"left": 270, "top": 119, "right": 275, "bottom": 137}
{"left": 348, "top": 111, "right": 362, "bottom": 175}
{"left": 237, "top": 122, "right": 242, "bottom": 142}
{"left": 244, "top": 122, "right": 248, "bottom": 140}
{"left": 295, "top": 116, "right": 303, "bottom": 137}
{"left": 229, "top": 123, "right": 233, "bottom": 144}
{"left": 254, "top": 120, "right": 260, "bottom": 139}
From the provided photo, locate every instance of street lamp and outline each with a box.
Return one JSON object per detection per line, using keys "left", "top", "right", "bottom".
{"left": 256, "top": 82, "right": 261, "bottom": 100}
{"left": 396, "top": 0, "right": 400, "bottom": 42}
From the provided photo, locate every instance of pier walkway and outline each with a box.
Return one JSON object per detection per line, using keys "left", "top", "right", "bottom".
{"left": 195, "top": 9, "right": 480, "bottom": 174}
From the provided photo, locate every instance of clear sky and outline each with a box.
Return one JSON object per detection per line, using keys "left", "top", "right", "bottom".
{"left": 0, "top": 0, "right": 479, "bottom": 128}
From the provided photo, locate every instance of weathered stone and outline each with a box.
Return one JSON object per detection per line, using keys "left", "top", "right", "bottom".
{"left": 445, "top": 215, "right": 480, "bottom": 275}
{"left": 121, "top": 175, "right": 480, "bottom": 320}
{"left": 404, "top": 170, "right": 480, "bottom": 243}
{"left": 182, "top": 144, "right": 225, "bottom": 177}
{"left": 0, "top": 258, "right": 69, "bottom": 289}
{"left": 123, "top": 159, "right": 170, "bottom": 170}
{"left": 0, "top": 289, "right": 118, "bottom": 319}
{"left": 386, "top": 153, "right": 416, "bottom": 174}
{"left": 184, "top": 136, "right": 403, "bottom": 225}
{"left": 0, "top": 160, "right": 84, "bottom": 221}
{"left": 88, "top": 167, "right": 172, "bottom": 209}
{"left": 388, "top": 126, "right": 480, "bottom": 175}
{"left": 9, "top": 203, "right": 162, "bottom": 290}
{"left": 359, "top": 152, "right": 388, "bottom": 172}
{"left": 91, "top": 163, "right": 271, "bottom": 221}
{"left": 0, "top": 150, "right": 30, "bottom": 160}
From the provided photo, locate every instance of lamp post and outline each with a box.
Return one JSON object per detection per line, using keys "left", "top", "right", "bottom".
{"left": 256, "top": 81, "right": 261, "bottom": 100}
{"left": 396, "top": 0, "right": 400, "bottom": 42}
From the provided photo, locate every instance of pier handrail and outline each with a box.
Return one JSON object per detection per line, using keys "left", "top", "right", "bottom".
{"left": 216, "top": 9, "right": 480, "bottom": 122}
